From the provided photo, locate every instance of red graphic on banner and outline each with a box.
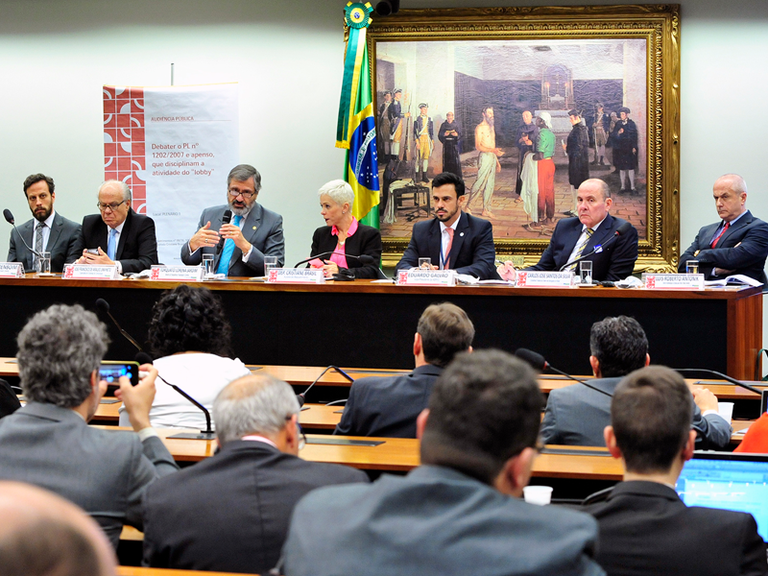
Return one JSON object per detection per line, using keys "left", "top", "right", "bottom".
{"left": 103, "top": 86, "right": 146, "bottom": 213}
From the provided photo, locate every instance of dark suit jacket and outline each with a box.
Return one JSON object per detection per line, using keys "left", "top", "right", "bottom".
{"left": 142, "top": 440, "right": 368, "bottom": 574}
{"left": 678, "top": 210, "right": 768, "bottom": 283}
{"left": 7, "top": 212, "right": 81, "bottom": 272}
{"left": 73, "top": 209, "right": 159, "bottom": 273}
{"left": 584, "top": 481, "right": 767, "bottom": 576}
{"left": 528, "top": 214, "right": 638, "bottom": 281}
{"left": 0, "top": 379, "right": 20, "bottom": 418}
{"left": 395, "top": 211, "right": 497, "bottom": 279}
{"left": 335, "top": 364, "right": 442, "bottom": 437}
{"left": 180, "top": 203, "right": 284, "bottom": 277}
{"left": 540, "top": 377, "right": 733, "bottom": 450}
{"left": 0, "top": 402, "right": 178, "bottom": 548}
{"left": 310, "top": 224, "right": 382, "bottom": 279}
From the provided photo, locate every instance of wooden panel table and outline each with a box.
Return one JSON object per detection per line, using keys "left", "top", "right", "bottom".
{"left": 0, "top": 277, "right": 761, "bottom": 379}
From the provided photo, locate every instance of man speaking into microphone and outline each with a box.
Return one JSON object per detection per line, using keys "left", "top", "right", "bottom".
{"left": 498, "top": 178, "right": 638, "bottom": 282}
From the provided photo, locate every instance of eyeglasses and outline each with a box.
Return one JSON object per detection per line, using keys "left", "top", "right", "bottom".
{"left": 228, "top": 187, "right": 255, "bottom": 200}
{"left": 97, "top": 200, "right": 126, "bottom": 212}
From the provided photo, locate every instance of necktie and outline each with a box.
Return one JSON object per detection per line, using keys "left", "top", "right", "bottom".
{"left": 107, "top": 228, "right": 118, "bottom": 260}
{"left": 442, "top": 227, "right": 454, "bottom": 269}
{"left": 711, "top": 221, "right": 730, "bottom": 248}
{"left": 217, "top": 215, "right": 242, "bottom": 275}
{"left": 34, "top": 222, "right": 45, "bottom": 267}
{"left": 568, "top": 228, "right": 594, "bottom": 271}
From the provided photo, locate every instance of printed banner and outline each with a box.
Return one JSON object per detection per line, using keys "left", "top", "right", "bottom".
{"left": 103, "top": 84, "right": 239, "bottom": 265}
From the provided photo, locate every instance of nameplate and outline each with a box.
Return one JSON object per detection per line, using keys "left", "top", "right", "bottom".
{"left": 643, "top": 273, "right": 704, "bottom": 290}
{"left": 396, "top": 269, "right": 456, "bottom": 286}
{"left": 0, "top": 263, "right": 24, "bottom": 278}
{"left": 63, "top": 264, "right": 120, "bottom": 280}
{"left": 149, "top": 265, "right": 203, "bottom": 282}
{"left": 267, "top": 268, "right": 325, "bottom": 283}
{"left": 516, "top": 271, "right": 573, "bottom": 288}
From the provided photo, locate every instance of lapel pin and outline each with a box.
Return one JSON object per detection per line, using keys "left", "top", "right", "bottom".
{"left": 460, "top": 232, "right": 465, "bottom": 237}
{"left": 252, "top": 226, "right": 257, "bottom": 230}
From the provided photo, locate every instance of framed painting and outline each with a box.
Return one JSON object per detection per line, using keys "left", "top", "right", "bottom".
{"left": 369, "top": 5, "right": 680, "bottom": 272}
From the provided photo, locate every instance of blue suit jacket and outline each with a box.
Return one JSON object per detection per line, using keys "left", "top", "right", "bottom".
{"left": 181, "top": 203, "right": 284, "bottom": 277}
{"left": 7, "top": 212, "right": 81, "bottom": 272}
{"left": 678, "top": 210, "right": 768, "bottom": 283}
{"left": 528, "top": 214, "right": 638, "bottom": 281}
{"left": 395, "top": 211, "right": 497, "bottom": 279}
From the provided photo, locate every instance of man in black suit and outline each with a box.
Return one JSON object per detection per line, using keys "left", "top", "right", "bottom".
{"left": 7, "top": 173, "right": 81, "bottom": 272}
{"left": 142, "top": 373, "right": 368, "bottom": 574}
{"left": 395, "top": 171, "right": 497, "bottom": 279}
{"left": 73, "top": 180, "right": 158, "bottom": 274}
{"left": 499, "top": 178, "right": 638, "bottom": 282}
{"left": 583, "top": 365, "right": 767, "bottom": 576}
{"left": 335, "top": 302, "right": 474, "bottom": 438}
{"left": 678, "top": 173, "right": 768, "bottom": 283}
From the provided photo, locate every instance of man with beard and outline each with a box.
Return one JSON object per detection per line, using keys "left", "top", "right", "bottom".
{"left": 7, "top": 173, "right": 81, "bottom": 273}
{"left": 515, "top": 110, "right": 538, "bottom": 203}
{"left": 437, "top": 111, "right": 462, "bottom": 178}
{"left": 563, "top": 109, "right": 590, "bottom": 216}
{"left": 611, "top": 107, "right": 639, "bottom": 193}
{"left": 395, "top": 171, "right": 497, "bottom": 279}
{"left": 466, "top": 106, "right": 504, "bottom": 219}
{"left": 181, "top": 164, "right": 284, "bottom": 277}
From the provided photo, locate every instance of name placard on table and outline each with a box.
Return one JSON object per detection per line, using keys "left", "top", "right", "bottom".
{"left": 643, "top": 273, "right": 705, "bottom": 290}
{"left": 0, "top": 263, "right": 24, "bottom": 278}
{"left": 63, "top": 264, "right": 120, "bottom": 280}
{"left": 267, "top": 268, "right": 325, "bottom": 284}
{"left": 149, "top": 265, "right": 203, "bottom": 282}
{"left": 397, "top": 269, "right": 456, "bottom": 286}
{"left": 516, "top": 271, "right": 573, "bottom": 288}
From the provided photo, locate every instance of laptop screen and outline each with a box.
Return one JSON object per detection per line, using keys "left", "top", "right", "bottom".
{"left": 676, "top": 451, "right": 768, "bottom": 542}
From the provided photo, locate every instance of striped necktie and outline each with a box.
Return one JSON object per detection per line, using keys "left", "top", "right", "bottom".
{"left": 568, "top": 228, "right": 594, "bottom": 271}
{"left": 34, "top": 222, "right": 45, "bottom": 267}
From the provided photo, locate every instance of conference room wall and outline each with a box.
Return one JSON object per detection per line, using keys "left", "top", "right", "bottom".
{"left": 0, "top": 0, "right": 766, "bottom": 363}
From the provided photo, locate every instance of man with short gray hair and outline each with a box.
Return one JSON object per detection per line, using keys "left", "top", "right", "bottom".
{"left": 181, "top": 164, "right": 285, "bottom": 276}
{"left": 142, "top": 374, "right": 367, "bottom": 574}
{"left": 0, "top": 304, "right": 177, "bottom": 549}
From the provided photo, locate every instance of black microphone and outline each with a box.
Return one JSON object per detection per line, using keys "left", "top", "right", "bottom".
{"left": 293, "top": 251, "right": 336, "bottom": 268}
{"left": 95, "top": 298, "right": 143, "bottom": 352}
{"left": 674, "top": 368, "right": 766, "bottom": 417}
{"left": 559, "top": 221, "right": 633, "bottom": 272}
{"left": 3, "top": 209, "right": 14, "bottom": 225}
{"left": 514, "top": 348, "right": 613, "bottom": 398}
{"left": 135, "top": 352, "right": 215, "bottom": 440}
{"left": 4, "top": 208, "right": 45, "bottom": 266}
{"left": 216, "top": 209, "right": 233, "bottom": 252}
{"left": 297, "top": 365, "right": 355, "bottom": 407}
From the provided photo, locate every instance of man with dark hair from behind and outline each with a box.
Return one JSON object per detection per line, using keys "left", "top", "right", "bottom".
{"left": 335, "top": 302, "right": 474, "bottom": 437}
{"left": 540, "top": 316, "right": 731, "bottom": 448}
{"left": 583, "top": 366, "right": 767, "bottom": 576}
{"left": 280, "top": 350, "right": 604, "bottom": 576}
{"left": 0, "top": 481, "right": 116, "bottom": 576}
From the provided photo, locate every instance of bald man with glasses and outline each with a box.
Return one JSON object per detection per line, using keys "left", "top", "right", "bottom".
{"left": 181, "top": 164, "right": 284, "bottom": 277}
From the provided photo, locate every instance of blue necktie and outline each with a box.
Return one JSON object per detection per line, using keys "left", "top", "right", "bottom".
{"left": 108, "top": 228, "right": 118, "bottom": 260}
{"left": 217, "top": 215, "right": 242, "bottom": 275}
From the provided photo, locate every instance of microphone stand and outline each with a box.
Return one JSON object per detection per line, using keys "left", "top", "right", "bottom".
{"left": 297, "top": 365, "right": 354, "bottom": 407}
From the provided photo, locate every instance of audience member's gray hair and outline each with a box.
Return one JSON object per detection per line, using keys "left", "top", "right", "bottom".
{"left": 213, "top": 374, "right": 300, "bottom": 445}
{"left": 318, "top": 179, "right": 355, "bottom": 208}
{"left": 227, "top": 164, "right": 262, "bottom": 193}
{"left": 99, "top": 180, "right": 131, "bottom": 202}
{"left": 17, "top": 304, "right": 108, "bottom": 408}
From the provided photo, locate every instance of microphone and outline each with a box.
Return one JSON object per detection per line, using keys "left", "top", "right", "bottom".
{"left": 675, "top": 368, "right": 766, "bottom": 417}
{"left": 293, "top": 251, "right": 336, "bottom": 268}
{"left": 296, "top": 365, "right": 355, "bottom": 407}
{"left": 514, "top": 348, "right": 613, "bottom": 398}
{"left": 216, "top": 209, "right": 232, "bottom": 251}
{"left": 293, "top": 252, "right": 387, "bottom": 280}
{"left": 135, "top": 352, "right": 215, "bottom": 440}
{"left": 95, "top": 298, "right": 144, "bottom": 352}
{"left": 4, "top": 208, "right": 45, "bottom": 266}
{"left": 559, "top": 221, "right": 633, "bottom": 272}
{"left": 3, "top": 209, "right": 15, "bottom": 225}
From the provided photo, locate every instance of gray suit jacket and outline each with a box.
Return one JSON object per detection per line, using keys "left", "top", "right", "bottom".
{"left": 7, "top": 212, "right": 81, "bottom": 272}
{"left": 0, "top": 402, "right": 178, "bottom": 548}
{"left": 180, "top": 203, "right": 284, "bottom": 277}
{"left": 281, "top": 465, "right": 604, "bottom": 576}
{"left": 540, "top": 377, "right": 733, "bottom": 449}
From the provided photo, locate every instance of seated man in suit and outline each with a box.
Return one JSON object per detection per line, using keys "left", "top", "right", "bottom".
{"left": 679, "top": 173, "right": 768, "bottom": 283}
{"left": 0, "top": 304, "right": 177, "bottom": 548}
{"left": 0, "top": 481, "right": 117, "bottom": 576}
{"left": 498, "top": 178, "right": 638, "bottom": 282}
{"left": 395, "top": 171, "right": 497, "bottom": 279}
{"left": 335, "top": 302, "right": 474, "bottom": 437}
{"left": 142, "top": 373, "right": 367, "bottom": 575}
{"left": 73, "top": 180, "right": 159, "bottom": 274}
{"left": 540, "top": 316, "right": 731, "bottom": 449}
{"left": 7, "top": 173, "right": 81, "bottom": 272}
{"left": 181, "top": 163, "right": 284, "bottom": 277}
{"left": 280, "top": 350, "right": 604, "bottom": 576}
{"left": 583, "top": 366, "right": 767, "bottom": 576}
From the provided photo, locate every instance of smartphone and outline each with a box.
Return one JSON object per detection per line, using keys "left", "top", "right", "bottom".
{"left": 87, "top": 248, "right": 99, "bottom": 255}
{"left": 99, "top": 361, "right": 139, "bottom": 386}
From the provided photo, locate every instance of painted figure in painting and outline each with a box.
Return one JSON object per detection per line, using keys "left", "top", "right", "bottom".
{"left": 378, "top": 91, "right": 392, "bottom": 161}
{"left": 612, "top": 107, "right": 638, "bottom": 194}
{"left": 563, "top": 109, "right": 590, "bottom": 216}
{"left": 388, "top": 89, "right": 409, "bottom": 161}
{"left": 413, "top": 103, "right": 433, "bottom": 183}
{"left": 466, "top": 106, "right": 504, "bottom": 219}
{"left": 438, "top": 112, "right": 462, "bottom": 178}
{"left": 592, "top": 103, "right": 609, "bottom": 166}
{"left": 535, "top": 113, "right": 556, "bottom": 227}
{"left": 515, "top": 110, "right": 538, "bottom": 204}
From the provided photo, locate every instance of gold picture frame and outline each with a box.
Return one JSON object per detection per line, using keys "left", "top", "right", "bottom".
{"left": 369, "top": 5, "right": 680, "bottom": 272}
